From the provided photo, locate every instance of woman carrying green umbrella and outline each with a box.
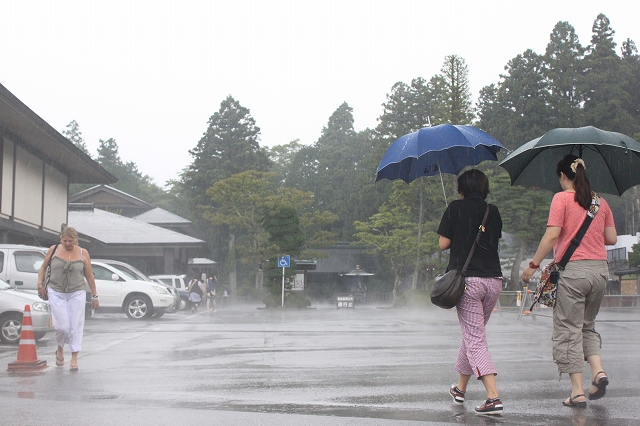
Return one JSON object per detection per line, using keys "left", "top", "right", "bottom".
{"left": 521, "top": 155, "right": 617, "bottom": 408}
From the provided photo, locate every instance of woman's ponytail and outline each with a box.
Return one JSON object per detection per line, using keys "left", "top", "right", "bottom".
{"left": 556, "top": 155, "right": 592, "bottom": 210}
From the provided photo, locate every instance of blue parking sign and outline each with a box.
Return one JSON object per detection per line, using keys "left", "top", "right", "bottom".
{"left": 278, "top": 255, "right": 290, "bottom": 268}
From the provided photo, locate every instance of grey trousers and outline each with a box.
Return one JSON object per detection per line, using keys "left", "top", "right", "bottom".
{"left": 552, "top": 260, "right": 608, "bottom": 374}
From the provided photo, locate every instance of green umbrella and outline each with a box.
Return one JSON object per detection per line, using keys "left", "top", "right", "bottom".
{"left": 499, "top": 126, "right": 640, "bottom": 196}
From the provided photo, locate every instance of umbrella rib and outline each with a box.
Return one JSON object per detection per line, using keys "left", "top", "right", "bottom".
{"left": 507, "top": 148, "right": 549, "bottom": 184}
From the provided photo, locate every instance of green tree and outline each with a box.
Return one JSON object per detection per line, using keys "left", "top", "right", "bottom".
{"left": 475, "top": 84, "right": 505, "bottom": 139}
{"left": 291, "top": 102, "right": 366, "bottom": 240}
{"left": 478, "top": 49, "right": 552, "bottom": 150}
{"left": 268, "top": 139, "right": 303, "bottom": 184}
{"left": 93, "top": 138, "right": 172, "bottom": 209}
{"left": 205, "top": 171, "right": 277, "bottom": 293}
{"left": 366, "top": 78, "right": 439, "bottom": 227}
{"left": 62, "top": 120, "right": 90, "bottom": 156}
{"left": 181, "top": 95, "right": 271, "bottom": 209}
{"left": 620, "top": 39, "right": 640, "bottom": 139}
{"left": 353, "top": 183, "right": 442, "bottom": 298}
{"left": 629, "top": 242, "right": 640, "bottom": 268}
{"left": 96, "top": 138, "right": 121, "bottom": 169}
{"left": 544, "top": 21, "right": 586, "bottom": 128}
{"left": 376, "top": 78, "right": 434, "bottom": 141}
{"left": 582, "top": 14, "right": 634, "bottom": 133}
{"left": 175, "top": 96, "right": 272, "bottom": 271}
{"left": 488, "top": 170, "right": 552, "bottom": 290}
{"left": 431, "top": 55, "right": 474, "bottom": 125}
{"left": 64, "top": 120, "right": 95, "bottom": 195}
{"left": 205, "top": 170, "right": 337, "bottom": 294}
{"left": 262, "top": 204, "right": 306, "bottom": 296}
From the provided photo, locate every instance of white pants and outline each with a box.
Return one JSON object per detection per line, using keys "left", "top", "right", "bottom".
{"left": 48, "top": 289, "right": 86, "bottom": 353}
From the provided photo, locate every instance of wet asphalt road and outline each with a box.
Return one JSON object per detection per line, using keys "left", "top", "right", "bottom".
{"left": 1, "top": 302, "right": 639, "bottom": 425}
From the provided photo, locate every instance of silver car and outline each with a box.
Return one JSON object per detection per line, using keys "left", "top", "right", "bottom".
{"left": 0, "top": 279, "right": 52, "bottom": 344}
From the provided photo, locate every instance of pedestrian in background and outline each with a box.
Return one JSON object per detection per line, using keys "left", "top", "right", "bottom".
{"left": 206, "top": 275, "right": 217, "bottom": 313}
{"left": 521, "top": 155, "right": 616, "bottom": 408}
{"left": 37, "top": 226, "right": 99, "bottom": 371}
{"left": 188, "top": 275, "right": 204, "bottom": 313}
{"left": 437, "top": 169, "right": 504, "bottom": 416}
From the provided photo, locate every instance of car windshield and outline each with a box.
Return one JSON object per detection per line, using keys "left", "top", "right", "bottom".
{"left": 0, "top": 279, "right": 10, "bottom": 290}
{"left": 117, "top": 265, "right": 151, "bottom": 281}
{"left": 109, "top": 266, "right": 136, "bottom": 280}
{"left": 98, "top": 260, "right": 151, "bottom": 281}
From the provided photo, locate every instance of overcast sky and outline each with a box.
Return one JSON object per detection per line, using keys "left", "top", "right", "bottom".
{"left": 2, "top": 1, "right": 639, "bottom": 187}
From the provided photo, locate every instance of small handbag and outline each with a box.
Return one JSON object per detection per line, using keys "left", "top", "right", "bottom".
{"left": 531, "top": 193, "right": 600, "bottom": 309}
{"left": 431, "top": 204, "right": 490, "bottom": 309}
{"left": 39, "top": 244, "right": 59, "bottom": 301}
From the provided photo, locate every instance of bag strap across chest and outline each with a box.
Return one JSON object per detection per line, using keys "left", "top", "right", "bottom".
{"left": 557, "top": 193, "right": 601, "bottom": 271}
{"left": 460, "top": 204, "right": 491, "bottom": 275}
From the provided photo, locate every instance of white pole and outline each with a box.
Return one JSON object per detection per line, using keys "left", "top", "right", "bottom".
{"left": 438, "top": 168, "right": 448, "bottom": 206}
{"left": 281, "top": 266, "right": 285, "bottom": 307}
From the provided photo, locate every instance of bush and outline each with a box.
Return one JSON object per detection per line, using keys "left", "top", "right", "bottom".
{"left": 263, "top": 292, "right": 311, "bottom": 309}
{"left": 393, "top": 289, "right": 431, "bottom": 308}
{"left": 236, "top": 285, "right": 257, "bottom": 300}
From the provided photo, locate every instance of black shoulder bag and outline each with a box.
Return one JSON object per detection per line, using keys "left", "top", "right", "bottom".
{"left": 431, "top": 204, "right": 491, "bottom": 309}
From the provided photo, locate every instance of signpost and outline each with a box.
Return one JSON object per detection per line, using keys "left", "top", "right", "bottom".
{"left": 336, "top": 294, "right": 354, "bottom": 309}
{"left": 278, "top": 255, "right": 290, "bottom": 307}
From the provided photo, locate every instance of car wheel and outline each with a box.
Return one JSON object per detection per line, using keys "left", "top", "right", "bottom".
{"left": 0, "top": 313, "right": 23, "bottom": 344}
{"left": 178, "top": 299, "right": 187, "bottom": 310}
{"left": 152, "top": 311, "right": 164, "bottom": 318}
{"left": 34, "top": 331, "right": 47, "bottom": 341}
{"left": 124, "top": 295, "right": 153, "bottom": 320}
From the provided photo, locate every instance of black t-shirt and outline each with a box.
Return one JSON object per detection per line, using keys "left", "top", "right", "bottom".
{"left": 437, "top": 196, "right": 502, "bottom": 278}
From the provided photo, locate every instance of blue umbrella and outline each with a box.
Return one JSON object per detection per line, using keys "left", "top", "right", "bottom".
{"left": 375, "top": 124, "right": 506, "bottom": 184}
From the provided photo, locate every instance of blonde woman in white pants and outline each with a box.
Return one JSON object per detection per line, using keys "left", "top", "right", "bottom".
{"left": 38, "top": 227, "right": 99, "bottom": 371}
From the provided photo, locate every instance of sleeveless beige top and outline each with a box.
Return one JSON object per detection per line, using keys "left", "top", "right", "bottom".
{"left": 48, "top": 247, "right": 87, "bottom": 293}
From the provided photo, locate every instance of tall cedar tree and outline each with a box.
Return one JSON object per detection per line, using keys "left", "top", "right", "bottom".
{"left": 94, "top": 138, "right": 171, "bottom": 209}
{"left": 181, "top": 96, "right": 271, "bottom": 210}
{"left": 543, "top": 21, "right": 586, "bottom": 128}
{"left": 177, "top": 96, "right": 271, "bottom": 268}
{"left": 432, "top": 55, "right": 474, "bottom": 125}
{"left": 582, "top": 14, "right": 633, "bottom": 133}
{"left": 62, "top": 120, "right": 90, "bottom": 156}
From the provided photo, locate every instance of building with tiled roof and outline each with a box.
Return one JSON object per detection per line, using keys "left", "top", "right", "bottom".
{"left": 68, "top": 203, "right": 207, "bottom": 276}
{"left": 0, "top": 82, "right": 116, "bottom": 245}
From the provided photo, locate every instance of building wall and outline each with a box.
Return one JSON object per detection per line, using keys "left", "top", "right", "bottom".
{"left": 0, "top": 136, "right": 68, "bottom": 238}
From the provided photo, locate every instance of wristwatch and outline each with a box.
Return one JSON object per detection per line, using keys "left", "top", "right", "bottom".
{"left": 91, "top": 294, "right": 99, "bottom": 299}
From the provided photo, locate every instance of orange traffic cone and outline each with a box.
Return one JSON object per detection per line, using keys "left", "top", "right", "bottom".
{"left": 7, "top": 305, "right": 47, "bottom": 371}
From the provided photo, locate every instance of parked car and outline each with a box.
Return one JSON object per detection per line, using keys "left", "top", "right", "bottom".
{"left": 92, "top": 259, "right": 180, "bottom": 315}
{"left": 148, "top": 274, "right": 189, "bottom": 310}
{"left": 91, "top": 261, "right": 177, "bottom": 320}
{"left": 0, "top": 244, "right": 48, "bottom": 294}
{"left": 93, "top": 259, "right": 153, "bottom": 282}
{"left": 0, "top": 278, "right": 52, "bottom": 344}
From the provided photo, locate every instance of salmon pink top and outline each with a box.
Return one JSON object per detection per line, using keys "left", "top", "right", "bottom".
{"left": 547, "top": 191, "right": 615, "bottom": 262}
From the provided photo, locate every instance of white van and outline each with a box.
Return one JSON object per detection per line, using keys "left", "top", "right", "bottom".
{"left": 148, "top": 274, "right": 189, "bottom": 310}
{"left": 0, "top": 245, "right": 48, "bottom": 294}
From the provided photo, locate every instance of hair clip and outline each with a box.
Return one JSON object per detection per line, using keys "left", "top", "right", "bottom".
{"left": 570, "top": 158, "right": 586, "bottom": 173}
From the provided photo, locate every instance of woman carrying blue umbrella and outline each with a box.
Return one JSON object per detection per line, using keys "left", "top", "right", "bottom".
{"left": 521, "top": 155, "right": 617, "bottom": 408}
{"left": 437, "top": 169, "right": 504, "bottom": 416}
